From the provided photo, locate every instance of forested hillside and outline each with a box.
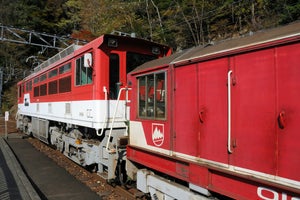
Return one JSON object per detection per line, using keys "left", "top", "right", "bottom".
{"left": 1, "top": 0, "right": 300, "bottom": 113}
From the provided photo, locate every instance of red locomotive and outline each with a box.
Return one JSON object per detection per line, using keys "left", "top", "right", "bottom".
{"left": 17, "top": 22, "right": 300, "bottom": 200}
{"left": 126, "top": 22, "right": 300, "bottom": 199}
{"left": 17, "top": 34, "right": 171, "bottom": 181}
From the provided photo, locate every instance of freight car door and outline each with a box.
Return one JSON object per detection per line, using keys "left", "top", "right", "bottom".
{"left": 197, "top": 58, "right": 229, "bottom": 164}
{"left": 276, "top": 43, "right": 300, "bottom": 183}
{"left": 231, "top": 49, "right": 277, "bottom": 175}
{"left": 173, "top": 64, "right": 198, "bottom": 156}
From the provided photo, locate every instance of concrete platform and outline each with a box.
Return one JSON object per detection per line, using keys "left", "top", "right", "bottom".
{"left": 0, "top": 136, "right": 40, "bottom": 200}
{"left": 0, "top": 133, "right": 101, "bottom": 200}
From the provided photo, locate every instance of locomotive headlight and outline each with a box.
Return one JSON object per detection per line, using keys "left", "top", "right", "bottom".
{"left": 108, "top": 38, "right": 118, "bottom": 47}
{"left": 152, "top": 46, "right": 160, "bottom": 55}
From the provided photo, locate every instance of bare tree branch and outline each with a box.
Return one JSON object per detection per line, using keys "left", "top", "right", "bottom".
{"left": 150, "top": 0, "right": 166, "bottom": 42}
{"left": 145, "top": 0, "right": 153, "bottom": 41}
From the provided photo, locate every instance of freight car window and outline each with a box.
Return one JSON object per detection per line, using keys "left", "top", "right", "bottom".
{"left": 76, "top": 56, "right": 92, "bottom": 85}
{"left": 138, "top": 72, "right": 166, "bottom": 119}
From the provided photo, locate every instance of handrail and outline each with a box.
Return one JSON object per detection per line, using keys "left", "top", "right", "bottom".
{"left": 105, "top": 87, "right": 131, "bottom": 152}
{"left": 227, "top": 70, "right": 233, "bottom": 154}
{"left": 97, "top": 86, "right": 108, "bottom": 136}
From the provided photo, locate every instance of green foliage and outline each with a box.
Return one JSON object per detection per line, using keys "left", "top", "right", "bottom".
{"left": 279, "top": 0, "right": 300, "bottom": 23}
{"left": 1, "top": 0, "right": 300, "bottom": 52}
{"left": 60, "top": 0, "right": 83, "bottom": 32}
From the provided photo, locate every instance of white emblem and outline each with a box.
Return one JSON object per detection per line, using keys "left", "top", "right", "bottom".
{"left": 152, "top": 123, "right": 164, "bottom": 146}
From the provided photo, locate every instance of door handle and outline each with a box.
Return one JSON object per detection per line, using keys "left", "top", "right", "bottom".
{"left": 278, "top": 111, "right": 286, "bottom": 129}
{"left": 227, "top": 70, "right": 233, "bottom": 154}
{"left": 199, "top": 110, "right": 205, "bottom": 123}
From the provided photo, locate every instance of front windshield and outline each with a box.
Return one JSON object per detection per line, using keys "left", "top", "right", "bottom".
{"left": 126, "top": 52, "right": 156, "bottom": 73}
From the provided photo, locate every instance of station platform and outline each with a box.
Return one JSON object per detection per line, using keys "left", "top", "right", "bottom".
{"left": 0, "top": 132, "right": 101, "bottom": 200}
{"left": 0, "top": 135, "right": 39, "bottom": 200}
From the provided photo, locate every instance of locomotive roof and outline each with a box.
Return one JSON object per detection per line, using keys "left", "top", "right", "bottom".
{"left": 131, "top": 21, "right": 300, "bottom": 74}
{"left": 20, "top": 34, "right": 170, "bottom": 82}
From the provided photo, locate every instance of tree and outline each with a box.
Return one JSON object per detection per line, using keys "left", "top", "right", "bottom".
{"left": 77, "top": 0, "right": 141, "bottom": 37}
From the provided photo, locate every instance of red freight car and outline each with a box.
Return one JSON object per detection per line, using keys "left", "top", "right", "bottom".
{"left": 127, "top": 22, "right": 300, "bottom": 199}
{"left": 17, "top": 34, "right": 171, "bottom": 180}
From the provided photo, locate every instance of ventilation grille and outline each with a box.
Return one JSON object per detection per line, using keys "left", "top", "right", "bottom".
{"left": 65, "top": 103, "right": 71, "bottom": 114}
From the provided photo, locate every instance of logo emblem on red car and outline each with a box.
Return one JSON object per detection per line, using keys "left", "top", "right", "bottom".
{"left": 152, "top": 123, "right": 164, "bottom": 146}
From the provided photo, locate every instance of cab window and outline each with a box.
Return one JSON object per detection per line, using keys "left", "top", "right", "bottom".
{"left": 138, "top": 72, "right": 166, "bottom": 119}
{"left": 76, "top": 55, "right": 92, "bottom": 85}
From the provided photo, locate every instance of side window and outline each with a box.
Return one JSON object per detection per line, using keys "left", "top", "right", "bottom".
{"left": 26, "top": 80, "right": 32, "bottom": 92}
{"left": 138, "top": 72, "right": 166, "bottom": 119}
{"left": 76, "top": 55, "right": 92, "bottom": 86}
{"left": 18, "top": 85, "right": 22, "bottom": 98}
{"left": 34, "top": 77, "right": 39, "bottom": 84}
{"left": 34, "top": 86, "right": 39, "bottom": 97}
{"left": 49, "top": 69, "right": 58, "bottom": 78}
{"left": 126, "top": 52, "right": 156, "bottom": 73}
{"left": 22, "top": 84, "right": 25, "bottom": 95}
{"left": 40, "top": 84, "right": 47, "bottom": 96}
{"left": 155, "top": 73, "right": 166, "bottom": 118}
{"left": 138, "top": 75, "right": 147, "bottom": 117}
{"left": 59, "top": 63, "right": 71, "bottom": 74}
{"left": 49, "top": 80, "right": 58, "bottom": 94}
{"left": 40, "top": 74, "right": 47, "bottom": 82}
{"left": 59, "top": 76, "right": 71, "bottom": 93}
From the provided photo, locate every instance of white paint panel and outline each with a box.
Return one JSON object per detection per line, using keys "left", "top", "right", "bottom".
{"left": 18, "top": 97, "right": 127, "bottom": 130}
{"left": 129, "top": 121, "right": 172, "bottom": 156}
